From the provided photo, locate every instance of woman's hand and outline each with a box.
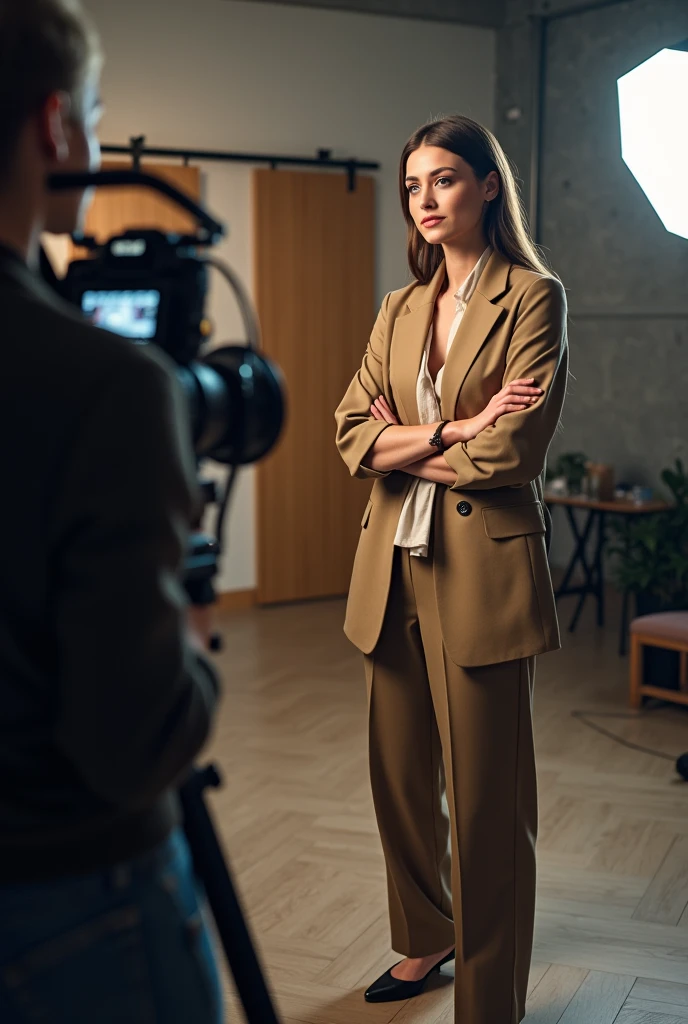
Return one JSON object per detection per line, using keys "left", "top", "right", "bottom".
{"left": 457, "top": 378, "right": 544, "bottom": 442}
{"left": 370, "top": 395, "right": 400, "bottom": 425}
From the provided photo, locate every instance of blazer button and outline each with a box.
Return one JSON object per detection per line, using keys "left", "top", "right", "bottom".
{"left": 457, "top": 500, "right": 472, "bottom": 517}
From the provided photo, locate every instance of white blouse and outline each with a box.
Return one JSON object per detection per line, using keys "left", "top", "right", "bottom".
{"left": 393, "top": 246, "right": 492, "bottom": 558}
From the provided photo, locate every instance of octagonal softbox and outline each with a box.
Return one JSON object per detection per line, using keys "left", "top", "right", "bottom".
{"left": 617, "top": 39, "right": 688, "bottom": 239}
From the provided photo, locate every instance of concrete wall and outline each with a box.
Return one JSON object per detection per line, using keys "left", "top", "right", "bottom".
{"left": 496, "top": 0, "right": 688, "bottom": 567}
{"left": 72, "top": 0, "right": 495, "bottom": 591}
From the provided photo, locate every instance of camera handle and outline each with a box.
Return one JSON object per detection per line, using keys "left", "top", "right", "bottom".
{"left": 48, "top": 170, "right": 225, "bottom": 245}
{"left": 179, "top": 765, "right": 282, "bottom": 1024}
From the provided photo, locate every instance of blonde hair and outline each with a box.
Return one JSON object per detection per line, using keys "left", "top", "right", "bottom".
{"left": 0, "top": 0, "right": 103, "bottom": 180}
{"left": 399, "top": 114, "right": 553, "bottom": 284}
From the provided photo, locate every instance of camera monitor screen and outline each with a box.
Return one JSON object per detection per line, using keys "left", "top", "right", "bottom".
{"left": 81, "top": 289, "right": 161, "bottom": 341}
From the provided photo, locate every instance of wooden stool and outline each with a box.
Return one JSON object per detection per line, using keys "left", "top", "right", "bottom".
{"left": 629, "top": 612, "right": 688, "bottom": 709}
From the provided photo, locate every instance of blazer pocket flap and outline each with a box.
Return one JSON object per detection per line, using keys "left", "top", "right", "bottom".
{"left": 482, "top": 501, "right": 545, "bottom": 539}
{"left": 361, "top": 499, "right": 373, "bottom": 528}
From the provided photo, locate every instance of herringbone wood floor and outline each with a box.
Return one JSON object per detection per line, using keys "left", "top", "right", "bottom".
{"left": 203, "top": 587, "right": 688, "bottom": 1023}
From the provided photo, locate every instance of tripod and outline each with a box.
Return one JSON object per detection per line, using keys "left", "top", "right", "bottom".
{"left": 180, "top": 479, "right": 282, "bottom": 1022}
{"left": 179, "top": 765, "right": 282, "bottom": 1024}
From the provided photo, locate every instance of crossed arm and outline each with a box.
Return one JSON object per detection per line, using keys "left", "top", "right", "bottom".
{"left": 335, "top": 277, "right": 568, "bottom": 493}
{"left": 366, "top": 402, "right": 464, "bottom": 486}
{"left": 364, "top": 382, "right": 544, "bottom": 485}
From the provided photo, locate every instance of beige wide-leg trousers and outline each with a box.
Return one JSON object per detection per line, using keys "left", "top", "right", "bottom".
{"left": 363, "top": 545, "right": 538, "bottom": 1024}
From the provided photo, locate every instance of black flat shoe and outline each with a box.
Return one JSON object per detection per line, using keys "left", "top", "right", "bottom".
{"left": 363, "top": 948, "right": 455, "bottom": 1003}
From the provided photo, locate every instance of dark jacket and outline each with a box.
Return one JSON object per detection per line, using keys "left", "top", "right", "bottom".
{"left": 0, "top": 243, "right": 220, "bottom": 882}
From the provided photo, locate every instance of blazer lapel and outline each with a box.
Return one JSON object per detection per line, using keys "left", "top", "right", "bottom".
{"left": 390, "top": 261, "right": 446, "bottom": 426}
{"left": 440, "top": 250, "right": 511, "bottom": 421}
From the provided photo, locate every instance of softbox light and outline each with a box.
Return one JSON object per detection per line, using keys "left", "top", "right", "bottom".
{"left": 617, "top": 40, "right": 688, "bottom": 239}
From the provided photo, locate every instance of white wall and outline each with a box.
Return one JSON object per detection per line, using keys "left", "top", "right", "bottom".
{"left": 76, "top": 0, "right": 495, "bottom": 592}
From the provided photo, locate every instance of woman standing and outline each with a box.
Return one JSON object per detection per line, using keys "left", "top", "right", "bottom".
{"left": 335, "top": 115, "right": 568, "bottom": 1024}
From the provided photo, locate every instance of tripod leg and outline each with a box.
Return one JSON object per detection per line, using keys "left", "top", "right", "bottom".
{"left": 180, "top": 766, "right": 282, "bottom": 1024}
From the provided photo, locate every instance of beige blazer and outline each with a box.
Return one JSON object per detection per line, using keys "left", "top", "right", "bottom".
{"left": 335, "top": 250, "right": 569, "bottom": 668}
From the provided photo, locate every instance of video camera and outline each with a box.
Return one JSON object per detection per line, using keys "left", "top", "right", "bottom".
{"left": 47, "top": 169, "right": 286, "bottom": 604}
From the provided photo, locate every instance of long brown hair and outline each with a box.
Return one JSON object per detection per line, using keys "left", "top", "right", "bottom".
{"left": 399, "top": 114, "right": 552, "bottom": 284}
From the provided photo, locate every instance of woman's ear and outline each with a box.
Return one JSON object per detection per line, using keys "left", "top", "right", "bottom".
{"left": 485, "top": 170, "right": 500, "bottom": 202}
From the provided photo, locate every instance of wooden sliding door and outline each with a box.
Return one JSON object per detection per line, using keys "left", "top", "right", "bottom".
{"left": 253, "top": 169, "right": 375, "bottom": 605}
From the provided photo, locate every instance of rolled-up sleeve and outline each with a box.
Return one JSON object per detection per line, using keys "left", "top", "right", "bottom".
{"left": 335, "top": 293, "right": 394, "bottom": 480}
{"left": 444, "top": 275, "right": 568, "bottom": 491}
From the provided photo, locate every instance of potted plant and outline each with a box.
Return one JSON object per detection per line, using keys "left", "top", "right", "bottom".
{"left": 548, "top": 451, "right": 589, "bottom": 495}
{"left": 608, "top": 459, "right": 688, "bottom": 686}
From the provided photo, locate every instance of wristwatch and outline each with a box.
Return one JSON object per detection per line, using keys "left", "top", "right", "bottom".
{"left": 428, "top": 420, "right": 449, "bottom": 454}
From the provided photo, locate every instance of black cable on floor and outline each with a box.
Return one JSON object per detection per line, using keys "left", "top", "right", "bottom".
{"left": 570, "top": 703, "right": 679, "bottom": 762}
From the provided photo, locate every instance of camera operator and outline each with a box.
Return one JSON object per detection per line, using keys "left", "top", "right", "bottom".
{"left": 0, "top": 2, "right": 223, "bottom": 1021}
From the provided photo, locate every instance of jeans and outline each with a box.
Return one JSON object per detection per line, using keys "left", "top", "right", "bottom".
{"left": 0, "top": 827, "right": 223, "bottom": 1024}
